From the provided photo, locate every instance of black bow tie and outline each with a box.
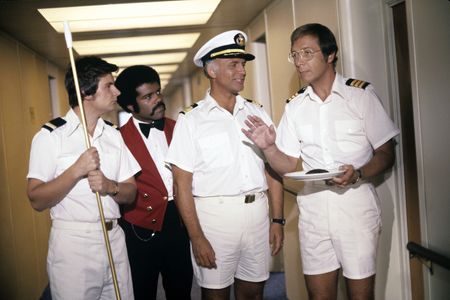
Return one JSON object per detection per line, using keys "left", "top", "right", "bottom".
{"left": 139, "top": 119, "right": 165, "bottom": 138}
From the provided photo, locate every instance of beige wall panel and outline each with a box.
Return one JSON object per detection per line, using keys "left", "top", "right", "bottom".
{"left": 265, "top": 0, "right": 297, "bottom": 124}
{"left": 242, "top": 14, "right": 267, "bottom": 102}
{"left": 20, "top": 47, "right": 52, "bottom": 292}
{"left": 47, "top": 62, "right": 69, "bottom": 116}
{"left": 0, "top": 33, "right": 54, "bottom": 300}
{"left": 165, "top": 86, "right": 185, "bottom": 120}
{"left": 240, "top": 34, "right": 256, "bottom": 102}
{"left": 0, "top": 33, "right": 21, "bottom": 300}
{"left": 13, "top": 45, "right": 48, "bottom": 300}
{"left": 190, "top": 68, "right": 210, "bottom": 103}
{"left": 283, "top": 187, "right": 308, "bottom": 300}
{"left": 293, "top": 0, "right": 342, "bottom": 73}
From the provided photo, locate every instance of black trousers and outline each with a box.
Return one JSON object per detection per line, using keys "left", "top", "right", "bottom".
{"left": 120, "top": 201, "right": 193, "bottom": 300}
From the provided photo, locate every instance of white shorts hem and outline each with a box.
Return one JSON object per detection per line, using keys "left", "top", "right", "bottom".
{"left": 342, "top": 271, "right": 376, "bottom": 280}
{"left": 303, "top": 265, "right": 341, "bottom": 276}
{"left": 198, "top": 280, "right": 234, "bottom": 289}
{"left": 235, "top": 274, "right": 270, "bottom": 283}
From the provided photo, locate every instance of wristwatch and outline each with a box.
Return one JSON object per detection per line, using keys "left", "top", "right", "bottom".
{"left": 271, "top": 218, "right": 286, "bottom": 226}
{"left": 110, "top": 181, "right": 119, "bottom": 196}
{"left": 353, "top": 169, "right": 363, "bottom": 184}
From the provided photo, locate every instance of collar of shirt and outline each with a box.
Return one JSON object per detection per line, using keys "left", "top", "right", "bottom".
{"left": 303, "top": 73, "right": 346, "bottom": 103}
{"left": 202, "top": 90, "right": 246, "bottom": 115}
{"left": 63, "top": 108, "right": 107, "bottom": 140}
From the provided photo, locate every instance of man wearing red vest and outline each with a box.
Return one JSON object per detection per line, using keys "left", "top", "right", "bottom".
{"left": 115, "top": 65, "right": 192, "bottom": 300}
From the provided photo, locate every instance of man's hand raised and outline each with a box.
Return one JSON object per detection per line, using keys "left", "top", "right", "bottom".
{"left": 242, "top": 115, "right": 276, "bottom": 150}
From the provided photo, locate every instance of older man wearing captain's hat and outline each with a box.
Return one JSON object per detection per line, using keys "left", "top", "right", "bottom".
{"left": 166, "top": 30, "right": 284, "bottom": 300}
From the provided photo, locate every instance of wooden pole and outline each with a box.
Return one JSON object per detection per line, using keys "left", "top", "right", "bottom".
{"left": 63, "top": 21, "right": 121, "bottom": 300}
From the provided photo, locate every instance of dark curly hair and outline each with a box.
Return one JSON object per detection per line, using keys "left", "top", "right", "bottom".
{"left": 290, "top": 23, "right": 338, "bottom": 67}
{"left": 65, "top": 56, "right": 118, "bottom": 108}
{"left": 115, "top": 65, "right": 160, "bottom": 113}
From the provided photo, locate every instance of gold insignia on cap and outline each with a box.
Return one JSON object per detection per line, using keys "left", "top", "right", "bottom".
{"left": 234, "top": 33, "right": 245, "bottom": 47}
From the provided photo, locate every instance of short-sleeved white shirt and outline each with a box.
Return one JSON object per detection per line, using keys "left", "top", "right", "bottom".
{"left": 166, "top": 92, "right": 273, "bottom": 197}
{"left": 27, "top": 109, "right": 141, "bottom": 222}
{"left": 276, "top": 73, "right": 400, "bottom": 171}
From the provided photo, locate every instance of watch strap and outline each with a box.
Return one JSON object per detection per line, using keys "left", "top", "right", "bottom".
{"left": 271, "top": 218, "right": 286, "bottom": 225}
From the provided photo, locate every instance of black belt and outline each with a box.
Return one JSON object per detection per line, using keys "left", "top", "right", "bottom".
{"left": 244, "top": 194, "right": 255, "bottom": 203}
{"left": 105, "top": 221, "right": 114, "bottom": 231}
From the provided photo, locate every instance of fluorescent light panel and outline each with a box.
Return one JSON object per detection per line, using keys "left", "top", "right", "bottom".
{"left": 74, "top": 33, "right": 200, "bottom": 55}
{"left": 38, "top": 0, "right": 221, "bottom": 33}
{"left": 104, "top": 53, "right": 187, "bottom": 67}
{"left": 118, "top": 65, "right": 178, "bottom": 75}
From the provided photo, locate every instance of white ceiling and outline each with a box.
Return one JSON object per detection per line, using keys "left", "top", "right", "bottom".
{"left": 0, "top": 0, "right": 273, "bottom": 94}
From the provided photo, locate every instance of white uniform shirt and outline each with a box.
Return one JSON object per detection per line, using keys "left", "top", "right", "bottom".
{"left": 166, "top": 92, "right": 273, "bottom": 197}
{"left": 277, "top": 73, "right": 400, "bottom": 171}
{"left": 132, "top": 117, "right": 174, "bottom": 200}
{"left": 27, "top": 109, "right": 141, "bottom": 222}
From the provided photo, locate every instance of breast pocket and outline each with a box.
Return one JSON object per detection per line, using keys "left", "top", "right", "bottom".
{"left": 297, "top": 124, "right": 314, "bottom": 144}
{"left": 198, "top": 132, "right": 233, "bottom": 169}
{"left": 100, "top": 150, "right": 120, "bottom": 180}
{"left": 334, "top": 120, "right": 364, "bottom": 152}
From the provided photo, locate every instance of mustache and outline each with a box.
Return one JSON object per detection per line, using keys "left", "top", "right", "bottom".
{"left": 151, "top": 102, "right": 166, "bottom": 115}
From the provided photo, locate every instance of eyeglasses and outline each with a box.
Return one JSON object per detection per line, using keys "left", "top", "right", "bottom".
{"left": 288, "top": 49, "right": 321, "bottom": 63}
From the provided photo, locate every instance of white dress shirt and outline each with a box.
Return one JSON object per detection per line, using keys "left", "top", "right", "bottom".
{"left": 27, "top": 109, "right": 141, "bottom": 221}
{"left": 166, "top": 91, "right": 274, "bottom": 197}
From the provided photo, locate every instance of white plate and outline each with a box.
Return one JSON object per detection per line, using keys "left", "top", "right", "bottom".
{"left": 284, "top": 170, "right": 345, "bottom": 181}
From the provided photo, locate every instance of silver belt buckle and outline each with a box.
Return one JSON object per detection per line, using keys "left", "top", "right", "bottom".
{"left": 244, "top": 194, "right": 255, "bottom": 203}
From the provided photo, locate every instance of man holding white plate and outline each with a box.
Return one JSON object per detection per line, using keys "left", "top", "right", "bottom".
{"left": 243, "top": 23, "right": 399, "bottom": 300}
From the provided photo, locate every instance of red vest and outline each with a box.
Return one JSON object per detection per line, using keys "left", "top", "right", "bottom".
{"left": 120, "top": 117, "right": 175, "bottom": 231}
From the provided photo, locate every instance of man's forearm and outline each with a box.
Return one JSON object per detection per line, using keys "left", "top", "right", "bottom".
{"left": 263, "top": 145, "right": 298, "bottom": 176}
{"left": 172, "top": 165, "right": 205, "bottom": 240}
{"left": 265, "top": 164, "right": 284, "bottom": 218}
{"left": 360, "top": 139, "right": 396, "bottom": 179}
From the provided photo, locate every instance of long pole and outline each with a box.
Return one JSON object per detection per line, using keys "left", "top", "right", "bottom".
{"left": 63, "top": 21, "right": 121, "bottom": 300}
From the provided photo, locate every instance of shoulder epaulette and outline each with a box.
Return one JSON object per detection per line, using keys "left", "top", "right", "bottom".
{"left": 180, "top": 102, "right": 199, "bottom": 114}
{"left": 345, "top": 78, "right": 370, "bottom": 89}
{"left": 42, "top": 117, "right": 66, "bottom": 132}
{"left": 245, "top": 98, "right": 263, "bottom": 107}
{"left": 286, "top": 87, "right": 307, "bottom": 103}
{"left": 104, "top": 119, "right": 119, "bottom": 130}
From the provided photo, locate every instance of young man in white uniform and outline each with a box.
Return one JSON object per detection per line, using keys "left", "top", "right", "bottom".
{"left": 166, "top": 30, "right": 284, "bottom": 300}
{"left": 27, "top": 56, "right": 140, "bottom": 300}
{"left": 243, "top": 23, "right": 400, "bottom": 299}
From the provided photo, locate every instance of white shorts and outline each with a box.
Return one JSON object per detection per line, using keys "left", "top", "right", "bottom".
{"left": 298, "top": 182, "right": 381, "bottom": 279}
{"left": 48, "top": 220, "right": 134, "bottom": 300}
{"left": 193, "top": 192, "right": 270, "bottom": 288}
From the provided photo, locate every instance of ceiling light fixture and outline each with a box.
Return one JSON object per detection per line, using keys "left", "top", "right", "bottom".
{"left": 38, "top": 0, "right": 221, "bottom": 33}
{"left": 73, "top": 33, "right": 200, "bottom": 55}
{"left": 105, "top": 53, "right": 187, "bottom": 67}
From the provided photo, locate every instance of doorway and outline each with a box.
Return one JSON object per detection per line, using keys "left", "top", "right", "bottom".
{"left": 392, "top": 2, "right": 424, "bottom": 299}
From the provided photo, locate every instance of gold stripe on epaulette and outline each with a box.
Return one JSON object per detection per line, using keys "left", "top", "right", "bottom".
{"left": 346, "top": 78, "right": 370, "bottom": 89}
{"left": 245, "top": 98, "right": 263, "bottom": 107}
{"left": 286, "top": 87, "right": 306, "bottom": 103}
{"left": 180, "top": 103, "right": 198, "bottom": 114}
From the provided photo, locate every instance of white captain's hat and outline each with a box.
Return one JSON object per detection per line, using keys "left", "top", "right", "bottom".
{"left": 193, "top": 30, "right": 255, "bottom": 67}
